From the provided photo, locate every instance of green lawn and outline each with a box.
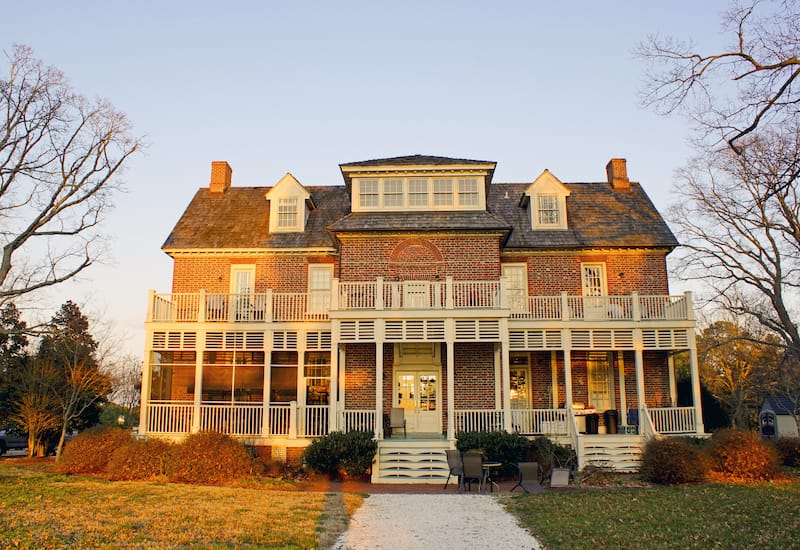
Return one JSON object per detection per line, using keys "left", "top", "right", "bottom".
{"left": 0, "top": 460, "right": 361, "bottom": 549}
{"left": 505, "top": 481, "right": 800, "bottom": 549}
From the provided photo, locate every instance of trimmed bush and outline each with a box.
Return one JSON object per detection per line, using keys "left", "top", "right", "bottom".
{"left": 303, "top": 431, "right": 378, "bottom": 478}
{"left": 774, "top": 437, "right": 800, "bottom": 467}
{"left": 640, "top": 438, "right": 706, "bottom": 485}
{"left": 107, "top": 438, "right": 172, "bottom": 481}
{"left": 456, "top": 431, "right": 531, "bottom": 477}
{"left": 167, "top": 432, "right": 258, "bottom": 484}
{"left": 705, "top": 429, "right": 779, "bottom": 482}
{"left": 55, "top": 426, "right": 132, "bottom": 474}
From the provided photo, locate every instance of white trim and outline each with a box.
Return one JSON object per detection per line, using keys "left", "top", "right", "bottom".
{"left": 352, "top": 176, "right": 486, "bottom": 212}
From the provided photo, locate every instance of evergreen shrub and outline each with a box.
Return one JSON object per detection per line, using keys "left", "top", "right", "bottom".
{"left": 107, "top": 438, "right": 172, "bottom": 481}
{"left": 167, "top": 431, "right": 259, "bottom": 484}
{"left": 55, "top": 426, "right": 132, "bottom": 474}
{"left": 774, "top": 437, "right": 800, "bottom": 467}
{"left": 303, "top": 431, "right": 377, "bottom": 478}
{"left": 456, "top": 431, "right": 531, "bottom": 477}
{"left": 640, "top": 438, "right": 706, "bottom": 484}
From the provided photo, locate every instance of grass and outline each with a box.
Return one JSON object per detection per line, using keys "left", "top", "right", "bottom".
{"left": 0, "top": 460, "right": 363, "bottom": 549}
{"left": 505, "top": 481, "right": 800, "bottom": 549}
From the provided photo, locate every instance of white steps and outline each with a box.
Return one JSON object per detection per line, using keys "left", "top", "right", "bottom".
{"left": 578, "top": 434, "right": 644, "bottom": 472}
{"left": 372, "top": 439, "right": 451, "bottom": 484}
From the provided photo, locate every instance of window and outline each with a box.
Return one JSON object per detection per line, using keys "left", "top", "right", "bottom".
{"left": 581, "top": 263, "right": 606, "bottom": 297}
{"left": 277, "top": 198, "right": 298, "bottom": 229}
{"left": 408, "top": 178, "right": 428, "bottom": 207}
{"left": 359, "top": 179, "right": 379, "bottom": 208}
{"left": 537, "top": 195, "right": 560, "bottom": 226}
{"left": 383, "top": 179, "right": 404, "bottom": 207}
{"left": 458, "top": 178, "right": 478, "bottom": 206}
{"left": 433, "top": 179, "right": 453, "bottom": 206}
{"left": 587, "top": 352, "right": 614, "bottom": 410}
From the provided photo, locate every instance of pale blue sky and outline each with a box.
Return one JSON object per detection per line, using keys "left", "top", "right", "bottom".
{"left": 1, "top": 1, "right": 728, "bottom": 356}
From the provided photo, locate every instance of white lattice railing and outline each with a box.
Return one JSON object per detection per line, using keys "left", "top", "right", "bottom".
{"left": 511, "top": 408, "right": 569, "bottom": 435}
{"left": 298, "top": 405, "right": 330, "bottom": 437}
{"left": 200, "top": 403, "right": 263, "bottom": 435}
{"left": 454, "top": 409, "right": 505, "bottom": 432}
{"left": 648, "top": 406, "right": 697, "bottom": 434}
{"left": 146, "top": 401, "right": 194, "bottom": 433}
{"left": 340, "top": 410, "right": 377, "bottom": 433}
{"left": 511, "top": 292, "right": 692, "bottom": 322}
{"left": 152, "top": 294, "right": 201, "bottom": 323}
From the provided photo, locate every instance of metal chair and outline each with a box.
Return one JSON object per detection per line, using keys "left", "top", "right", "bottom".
{"left": 461, "top": 453, "right": 487, "bottom": 493}
{"left": 511, "top": 462, "right": 544, "bottom": 493}
{"left": 444, "top": 449, "right": 463, "bottom": 491}
{"left": 390, "top": 407, "right": 406, "bottom": 438}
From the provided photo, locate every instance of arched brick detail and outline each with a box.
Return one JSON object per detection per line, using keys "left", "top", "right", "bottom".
{"left": 389, "top": 238, "right": 445, "bottom": 280}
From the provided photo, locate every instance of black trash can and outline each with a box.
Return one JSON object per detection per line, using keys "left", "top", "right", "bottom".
{"left": 586, "top": 413, "right": 599, "bottom": 434}
{"left": 604, "top": 410, "right": 618, "bottom": 434}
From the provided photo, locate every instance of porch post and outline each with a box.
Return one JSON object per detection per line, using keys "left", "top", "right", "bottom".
{"left": 296, "top": 330, "right": 307, "bottom": 438}
{"left": 667, "top": 354, "right": 677, "bottom": 407}
{"left": 446, "top": 338, "right": 455, "bottom": 440}
{"left": 633, "top": 330, "right": 646, "bottom": 414}
{"left": 688, "top": 331, "right": 705, "bottom": 434}
{"left": 617, "top": 351, "right": 627, "bottom": 419}
{"left": 329, "top": 342, "right": 339, "bottom": 432}
{"left": 563, "top": 330, "right": 573, "bottom": 408}
{"left": 146, "top": 289, "right": 155, "bottom": 322}
{"left": 262, "top": 329, "right": 273, "bottom": 437}
{"left": 501, "top": 319, "right": 512, "bottom": 432}
{"left": 375, "top": 340, "right": 384, "bottom": 440}
{"left": 138, "top": 334, "right": 153, "bottom": 435}
{"left": 191, "top": 330, "right": 205, "bottom": 433}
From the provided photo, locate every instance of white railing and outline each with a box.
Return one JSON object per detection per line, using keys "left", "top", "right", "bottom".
{"left": 149, "top": 288, "right": 692, "bottom": 322}
{"left": 200, "top": 403, "right": 263, "bottom": 435}
{"left": 639, "top": 406, "right": 660, "bottom": 439}
{"left": 648, "top": 406, "right": 697, "bottom": 434}
{"left": 147, "top": 401, "right": 194, "bottom": 433}
{"left": 298, "top": 405, "right": 330, "bottom": 437}
{"left": 454, "top": 409, "right": 505, "bottom": 432}
{"left": 268, "top": 403, "right": 293, "bottom": 436}
{"left": 511, "top": 408, "right": 568, "bottom": 435}
{"left": 340, "top": 409, "right": 377, "bottom": 433}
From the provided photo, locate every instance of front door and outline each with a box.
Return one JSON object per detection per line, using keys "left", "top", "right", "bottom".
{"left": 502, "top": 264, "right": 528, "bottom": 315}
{"left": 396, "top": 371, "right": 439, "bottom": 433}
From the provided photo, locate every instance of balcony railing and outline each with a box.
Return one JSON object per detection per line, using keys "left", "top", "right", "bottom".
{"left": 647, "top": 406, "right": 697, "bottom": 434}
{"left": 148, "top": 285, "right": 692, "bottom": 323}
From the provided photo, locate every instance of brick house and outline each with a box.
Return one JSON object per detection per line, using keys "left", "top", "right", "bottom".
{"left": 139, "top": 155, "right": 704, "bottom": 480}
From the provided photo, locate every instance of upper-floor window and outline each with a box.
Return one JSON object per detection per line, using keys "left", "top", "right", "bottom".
{"left": 537, "top": 195, "right": 560, "bottom": 226}
{"left": 353, "top": 176, "right": 484, "bottom": 212}
{"left": 277, "top": 198, "right": 299, "bottom": 229}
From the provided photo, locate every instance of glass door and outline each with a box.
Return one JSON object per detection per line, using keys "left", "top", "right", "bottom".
{"left": 395, "top": 371, "right": 439, "bottom": 433}
{"left": 230, "top": 265, "right": 255, "bottom": 321}
{"left": 502, "top": 264, "right": 528, "bottom": 315}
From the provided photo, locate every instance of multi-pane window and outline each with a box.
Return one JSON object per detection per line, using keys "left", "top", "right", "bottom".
{"left": 277, "top": 198, "right": 298, "bottom": 229}
{"left": 433, "top": 178, "right": 453, "bottom": 206}
{"left": 408, "top": 178, "right": 428, "bottom": 207}
{"left": 383, "top": 179, "right": 404, "bottom": 207}
{"left": 537, "top": 195, "right": 560, "bottom": 225}
{"left": 359, "top": 179, "right": 379, "bottom": 207}
{"left": 458, "top": 178, "right": 478, "bottom": 206}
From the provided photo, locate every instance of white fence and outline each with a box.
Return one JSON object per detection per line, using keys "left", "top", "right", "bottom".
{"left": 340, "top": 410, "right": 377, "bottom": 433}
{"left": 199, "top": 403, "right": 263, "bottom": 435}
{"left": 647, "top": 406, "right": 697, "bottom": 434}
{"left": 454, "top": 409, "right": 505, "bottom": 432}
{"left": 511, "top": 408, "right": 569, "bottom": 435}
{"left": 147, "top": 401, "right": 194, "bottom": 433}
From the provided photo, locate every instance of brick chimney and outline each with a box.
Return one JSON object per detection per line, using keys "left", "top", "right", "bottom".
{"left": 606, "top": 158, "right": 629, "bottom": 190}
{"left": 209, "top": 161, "right": 232, "bottom": 194}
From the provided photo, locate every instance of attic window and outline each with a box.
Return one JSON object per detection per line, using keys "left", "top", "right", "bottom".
{"left": 277, "top": 198, "right": 299, "bottom": 229}
{"left": 537, "top": 195, "right": 560, "bottom": 226}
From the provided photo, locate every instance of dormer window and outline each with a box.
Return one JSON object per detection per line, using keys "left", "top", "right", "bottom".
{"left": 433, "top": 179, "right": 453, "bottom": 206}
{"left": 359, "top": 179, "right": 379, "bottom": 208}
{"left": 523, "top": 169, "right": 570, "bottom": 230}
{"left": 459, "top": 178, "right": 479, "bottom": 206}
{"left": 277, "top": 198, "right": 299, "bottom": 229}
{"left": 537, "top": 195, "right": 560, "bottom": 226}
{"left": 351, "top": 176, "right": 485, "bottom": 212}
{"left": 266, "top": 173, "right": 313, "bottom": 233}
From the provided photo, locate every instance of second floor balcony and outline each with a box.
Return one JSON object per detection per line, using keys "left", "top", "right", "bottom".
{"left": 147, "top": 278, "right": 693, "bottom": 325}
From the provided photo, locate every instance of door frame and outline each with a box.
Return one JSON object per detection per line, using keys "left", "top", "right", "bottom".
{"left": 393, "top": 343, "right": 442, "bottom": 434}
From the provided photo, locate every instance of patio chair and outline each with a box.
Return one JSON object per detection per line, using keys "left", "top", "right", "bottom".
{"left": 461, "top": 453, "right": 487, "bottom": 493}
{"left": 444, "top": 449, "right": 463, "bottom": 491}
{"left": 510, "top": 462, "right": 544, "bottom": 494}
{"left": 389, "top": 407, "right": 406, "bottom": 438}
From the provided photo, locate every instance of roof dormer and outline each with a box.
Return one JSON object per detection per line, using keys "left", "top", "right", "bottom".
{"left": 265, "top": 173, "right": 314, "bottom": 233}
{"left": 521, "top": 169, "right": 570, "bottom": 230}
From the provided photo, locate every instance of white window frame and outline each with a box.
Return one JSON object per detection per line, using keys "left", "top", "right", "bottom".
{"left": 408, "top": 178, "right": 429, "bottom": 207}
{"left": 581, "top": 263, "right": 607, "bottom": 297}
{"left": 383, "top": 178, "right": 404, "bottom": 207}
{"left": 537, "top": 194, "right": 560, "bottom": 226}
{"left": 277, "top": 197, "right": 299, "bottom": 230}
{"left": 359, "top": 179, "right": 379, "bottom": 208}
{"left": 307, "top": 264, "right": 333, "bottom": 315}
{"left": 457, "top": 178, "right": 479, "bottom": 206}
{"left": 433, "top": 178, "right": 453, "bottom": 206}
{"left": 351, "top": 176, "right": 485, "bottom": 212}
{"left": 587, "top": 352, "right": 615, "bottom": 411}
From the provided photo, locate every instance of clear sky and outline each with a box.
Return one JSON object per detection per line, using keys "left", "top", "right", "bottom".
{"left": 0, "top": 1, "right": 728, "bottom": 357}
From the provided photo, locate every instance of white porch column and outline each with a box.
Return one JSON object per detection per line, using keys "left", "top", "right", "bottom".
{"left": 563, "top": 330, "right": 573, "bottom": 408}
{"left": 550, "top": 351, "right": 559, "bottom": 408}
{"left": 138, "top": 333, "right": 153, "bottom": 434}
{"left": 633, "top": 330, "right": 646, "bottom": 413}
{"left": 375, "top": 340, "right": 384, "bottom": 440}
{"left": 688, "top": 331, "right": 705, "bottom": 434}
{"left": 446, "top": 338, "right": 455, "bottom": 440}
{"left": 617, "top": 351, "right": 627, "bottom": 419}
{"left": 191, "top": 330, "right": 206, "bottom": 433}
{"left": 296, "top": 331, "right": 307, "bottom": 439}
{"left": 500, "top": 319, "right": 512, "bottom": 432}
{"left": 328, "top": 342, "right": 339, "bottom": 432}
{"left": 261, "top": 330, "right": 273, "bottom": 437}
{"left": 667, "top": 354, "right": 677, "bottom": 407}
{"left": 146, "top": 289, "right": 155, "bottom": 322}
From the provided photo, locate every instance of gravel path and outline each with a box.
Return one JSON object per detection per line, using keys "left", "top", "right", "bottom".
{"left": 332, "top": 494, "right": 542, "bottom": 550}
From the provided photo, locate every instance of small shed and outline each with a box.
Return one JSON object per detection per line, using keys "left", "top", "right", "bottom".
{"left": 759, "top": 396, "right": 799, "bottom": 439}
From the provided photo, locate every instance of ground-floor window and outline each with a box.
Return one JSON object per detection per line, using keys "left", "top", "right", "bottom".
{"left": 150, "top": 351, "right": 196, "bottom": 400}
{"left": 305, "top": 351, "right": 331, "bottom": 405}
{"left": 587, "top": 352, "right": 614, "bottom": 410}
{"left": 201, "top": 351, "right": 265, "bottom": 402}
{"left": 510, "top": 353, "right": 531, "bottom": 409}
{"left": 271, "top": 351, "right": 297, "bottom": 402}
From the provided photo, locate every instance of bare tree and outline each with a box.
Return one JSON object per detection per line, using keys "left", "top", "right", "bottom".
{"left": 0, "top": 45, "right": 142, "bottom": 311}
{"left": 670, "top": 126, "right": 800, "bottom": 411}
{"left": 638, "top": 0, "right": 800, "bottom": 153}
{"left": 107, "top": 354, "right": 142, "bottom": 410}
{"left": 10, "top": 358, "right": 61, "bottom": 457}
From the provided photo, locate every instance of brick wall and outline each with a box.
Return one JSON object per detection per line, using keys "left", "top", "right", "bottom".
{"left": 339, "top": 235, "right": 501, "bottom": 281}
{"left": 530, "top": 352, "right": 553, "bottom": 408}
{"left": 452, "top": 343, "right": 495, "bottom": 409}
{"left": 501, "top": 251, "right": 670, "bottom": 295}
{"left": 171, "top": 255, "right": 337, "bottom": 293}
{"left": 343, "top": 343, "right": 377, "bottom": 410}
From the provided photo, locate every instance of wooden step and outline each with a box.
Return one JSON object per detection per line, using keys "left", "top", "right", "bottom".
{"left": 372, "top": 439, "right": 451, "bottom": 484}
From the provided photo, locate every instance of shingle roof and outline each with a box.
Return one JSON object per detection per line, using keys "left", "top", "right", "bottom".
{"left": 488, "top": 182, "right": 678, "bottom": 249}
{"left": 327, "top": 211, "right": 511, "bottom": 233}
{"left": 762, "top": 396, "right": 797, "bottom": 415}
{"left": 162, "top": 186, "right": 349, "bottom": 250}
{"left": 340, "top": 154, "right": 494, "bottom": 167}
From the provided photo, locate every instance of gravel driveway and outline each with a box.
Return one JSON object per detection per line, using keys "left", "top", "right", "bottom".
{"left": 332, "top": 494, "right": 541, "bottom": 550}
